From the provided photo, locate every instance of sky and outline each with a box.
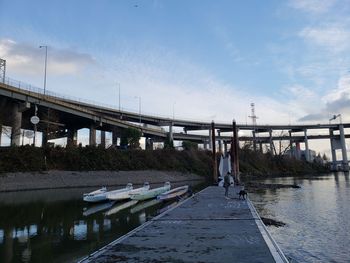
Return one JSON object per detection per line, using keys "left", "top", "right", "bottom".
{"left": 1, "top": 0, "right": 350, "bottom": 152}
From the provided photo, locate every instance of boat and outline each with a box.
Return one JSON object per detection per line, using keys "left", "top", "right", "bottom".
{"left": 157, "top": 185, "right": 189, "bottom": 201}
{"left": 83, "top": 183, "right": 132, "bottom": 203}
{"left": 107, "top": 182, "right": 150, "bottom": 201}
{"left": 130, "top": 182, "right": 171, "bottom": 201}
{"left": 83, "top": 187, "right": 108, "bottom": 203}
{"left": 104, "top": 200, "right": 138, "bottom": 216}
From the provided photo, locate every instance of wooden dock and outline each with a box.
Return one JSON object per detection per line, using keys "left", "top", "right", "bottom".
{"left": 79, "top": 186, "right": 288, "bottom": 263}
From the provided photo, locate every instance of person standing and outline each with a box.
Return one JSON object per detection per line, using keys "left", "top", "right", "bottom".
{"left": 224, "top": 172, "right": 231, "bottom": 198}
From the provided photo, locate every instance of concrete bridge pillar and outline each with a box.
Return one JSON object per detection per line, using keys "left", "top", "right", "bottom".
{"left": 89, "top": 125, "right": 96, "bottom": 146}
{"left": 169, "top": 122, "right": 173, "bottom": 144}
{"left": 329, "top": 129, "right": 337, "bottom": 170}
{"left": 339, "top": 124, "right": 349, "bottom": 171}
{"left": 203, "top": 140, "right": 208, "bottom": 150}
{"left": 146, "top": 137, "right": 153, "bottom": 150}
{"left": 289, "top": 130, "right": 293, "bottom": 157}
{"left": 304, "top": 129, "right": 310, "bottom": 162}
{"left": 10, "top": 102, "right": 22, "bottom": 146}
{"left": 252, "top": 130, "right": 257, "bottom": 151}
{"left": 112, "top": 128, "right": 119, "bottom": 145}
{"left": 100, "top": 131, "right": 106, "bottom": 148}
{"left": 269, "top": 129, "right": 274, "bottom": 155}
{"left": 209, "top": 129, "right": 213, "bottom": 150}
{"left": 67, "top": 129, "right": 78, "bottom": 147}
{"left": 259, "top": 141, "right": 263, "bottom": 153}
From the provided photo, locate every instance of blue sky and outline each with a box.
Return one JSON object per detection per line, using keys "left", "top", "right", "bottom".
{"left": 1, "top": 0, "right": 350, "bottom": 126}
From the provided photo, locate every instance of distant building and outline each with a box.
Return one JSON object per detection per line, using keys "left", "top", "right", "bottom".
{"left": 286, "top": 146, "right": 316, "bottom": 162}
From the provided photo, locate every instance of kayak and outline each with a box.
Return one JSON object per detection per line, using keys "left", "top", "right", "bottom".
{"left": 130, "top": 182, "right": 171, "bottom": 201}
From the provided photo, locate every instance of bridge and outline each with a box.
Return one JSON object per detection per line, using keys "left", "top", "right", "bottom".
{"left": 0, "top": 76, "right": 349, "bottom": 171}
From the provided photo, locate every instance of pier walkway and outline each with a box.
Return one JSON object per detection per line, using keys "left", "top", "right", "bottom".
{"left": 80, "top": 186, "right": 288, "bottom": 263}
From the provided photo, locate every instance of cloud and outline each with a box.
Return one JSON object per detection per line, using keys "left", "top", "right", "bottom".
{"left": 297, "top": 74, "right": 350, "bottom": 122}
{"left": 0, "top": 39, "right": 96, "bottom": 76}
{"left": 289, "top": 0, "right": 336, "bottom": 14}
{"left": 299, "top": 25, "right": 350, "bottom": 53}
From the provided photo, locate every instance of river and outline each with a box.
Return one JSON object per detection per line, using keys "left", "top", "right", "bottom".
{"left": 249, "top": 172, "right": 350, "bottom": 263}
{"left": 1, "top": 173, "right": 349, "bottom": 262}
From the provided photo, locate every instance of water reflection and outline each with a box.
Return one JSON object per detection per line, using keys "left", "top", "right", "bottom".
{"left": 0, "top": 181, "right": 204, "bottom": 263}
{"left": 249, "top": 172, "right": 350, "bottom": 263}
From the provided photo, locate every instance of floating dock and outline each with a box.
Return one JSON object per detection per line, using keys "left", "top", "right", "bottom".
{"left": 79, "top": 186, "right": 288, "bottom": 263}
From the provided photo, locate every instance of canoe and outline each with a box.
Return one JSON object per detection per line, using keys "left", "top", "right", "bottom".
{"left": 83, "top": 183, "right": 132, "bottom": 203}
{"left": 130, "top": 182, "right": 171, "bottom": 201}
{"left": 104, "top": 200, "right": 138, "bottom": 216}
{"left": 107, "top": 182, "right": 150, "bottom": 201}
{"left": 83, "top": 186, "right": 108, "bottom": 203}
{"left": 157, "top": 185, "right": 189, "bottom": 201}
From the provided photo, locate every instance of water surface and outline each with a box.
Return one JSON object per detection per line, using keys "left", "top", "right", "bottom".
{"left": 249, "top": 172, "right": 350, "bottom": 263}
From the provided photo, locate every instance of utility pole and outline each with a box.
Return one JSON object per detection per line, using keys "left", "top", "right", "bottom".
{"left": 39, "top": 46, "right": 48, "bottom": 96}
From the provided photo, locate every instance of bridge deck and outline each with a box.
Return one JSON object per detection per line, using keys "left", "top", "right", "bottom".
{"left": 80, "top": 186, "right": 288, "bottom": 263}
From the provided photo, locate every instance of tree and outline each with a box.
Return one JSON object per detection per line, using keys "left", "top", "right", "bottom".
{"left": 120, "top": 127, "right": 142, "bottom": 149}
{"left": 182, "top": 141, "right": 198, "bottom": 150}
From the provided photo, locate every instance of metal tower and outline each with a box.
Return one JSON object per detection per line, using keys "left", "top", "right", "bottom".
{"left": 0, "top": 58, "right": 6, "bottom": 83}
{"left": 249, "top": 103, "right": 258, "bottom": 151}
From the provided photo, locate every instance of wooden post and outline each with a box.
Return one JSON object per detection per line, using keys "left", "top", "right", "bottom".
{"left": 232, "top": 120, "right": 240, "bottom": 183}
{"left": 211, "top": 121, "right": 218, "bottom": 183}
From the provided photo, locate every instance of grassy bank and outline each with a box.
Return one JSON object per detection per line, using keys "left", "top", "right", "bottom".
{"left": 0, "top": 146, "right": 213, "bottom": 178}
{"left": 0, "top": 146, "right": 328, "bottom": 178}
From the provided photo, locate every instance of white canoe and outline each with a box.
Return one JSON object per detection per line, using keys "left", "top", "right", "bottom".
{"left": 83, "top": 183, "right": 132, "bottom": 203}
{"left": 157, "top": 185, "right": 189, "bottom": 201}
{"left": 130, "top": 182, "right": 171, "bottom": 201}
{"left": 107, "top": 182, "right": 150, "bottom": 201}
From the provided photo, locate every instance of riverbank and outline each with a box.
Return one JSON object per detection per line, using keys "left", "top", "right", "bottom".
{"left": 0, "top": 170, "right": 205, "bottom": 192}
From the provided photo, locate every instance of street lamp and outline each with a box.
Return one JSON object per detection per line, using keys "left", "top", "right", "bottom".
{"left": 39, "top": 45, "right": 48, "bottom": 96}
{"left": 134, "top": 96, "right": 141, "bottom": 125}
{"left": 329, "top": 113, "right": 342, "bottom": 124}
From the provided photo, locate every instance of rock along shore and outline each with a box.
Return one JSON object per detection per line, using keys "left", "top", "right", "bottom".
{"left": 0, "top": 170, "right": 205, "bottom": 192}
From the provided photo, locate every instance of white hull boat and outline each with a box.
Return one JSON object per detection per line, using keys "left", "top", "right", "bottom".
{"left": 83, "top": 187, "right": 108, "bottom": 203}
{"left": 107, "top": 182, "right": 150, "bottom": 201}
{"left": 130, "top": 182, "right": 171, "bottom": 201}
{"left": 83, "top": 183, "right": 132, "bottom": 203}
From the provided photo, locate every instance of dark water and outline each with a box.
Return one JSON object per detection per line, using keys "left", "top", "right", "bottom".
{"left": 0, "top": 181, "right": 207, "bottom": 263}
{"left": 249, "top": 172, "right": 350, "bottom": 263}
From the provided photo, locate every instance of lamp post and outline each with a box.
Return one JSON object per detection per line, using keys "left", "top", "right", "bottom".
{"left": 39, "top": 45, "right": 48, "bottom": 96}
{"left": 134, "top": 96, "right": 141, "bottom": 125}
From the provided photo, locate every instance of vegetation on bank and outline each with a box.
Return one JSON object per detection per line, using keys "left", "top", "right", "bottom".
{"left": 0, "top": 145, "right": 328, "bottom": 177}
{"left": 0, "top": 145, "right": 213, "bottom": 178}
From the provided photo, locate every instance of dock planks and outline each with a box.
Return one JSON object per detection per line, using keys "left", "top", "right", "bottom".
{"left": 80, "top": 186, "right": 288, "bottom": 263}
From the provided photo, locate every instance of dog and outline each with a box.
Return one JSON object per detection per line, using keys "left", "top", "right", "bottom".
{"left": 238, "top": 190, "right": 248, "bottom": 200}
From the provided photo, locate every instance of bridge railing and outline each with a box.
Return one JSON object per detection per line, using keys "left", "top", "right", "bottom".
{"left": 0, "top": 76, "right": 224, "bottom": 123}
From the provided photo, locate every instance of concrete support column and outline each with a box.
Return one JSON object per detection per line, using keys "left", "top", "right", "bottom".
{"left": 289, "top": 130, "right": 293, "bottom": 157}
{"left": 304, "top": 129, "right": 309, "bottom": 162}
{"left": 10, "top": 102, "right": 22, "bottom": 146}
{"left": 339, "top": 124, "right": 349, "bottom": 171}
{"left": 259, "top": 141, "right": 263, "bottom": 153}
{"left": 203, "top": 140, "right": 208, "bottom": 150}
{"left": 209, "top": 129, "right": 213, "bottom": 150}
{"left": 252, "top": 130, "right": 257, "bottom": 151}
{"left": 296, "top": 142, "right": 301, "bottom": 159}
{"left": 169, "top": 122, "right": 173, "bottom": 144}
{"left": 89, "top": 125, "right": 96, "bottom": 146}
{"left": 42, "top": 131, "right": 48, "bottom": 146}
{"left": 269, "top": 129, "right": 274, "bottom": 155}
{"left": 67, "top": 129, "right": 78, "bottom": 147}
{"left": 211, "top": 121, "right": 218, "bottom": 182}
{"left": 329, "top": 129, "right": 337, "bottom": 170}
{"left": 146, "top": 137, "right": 153, "bottom": 150}
{"left": 112, "top": 129, "right": 118, "bottom": 145}
{"left": 100, "top": 131, "right": 106, "bottom": 148}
